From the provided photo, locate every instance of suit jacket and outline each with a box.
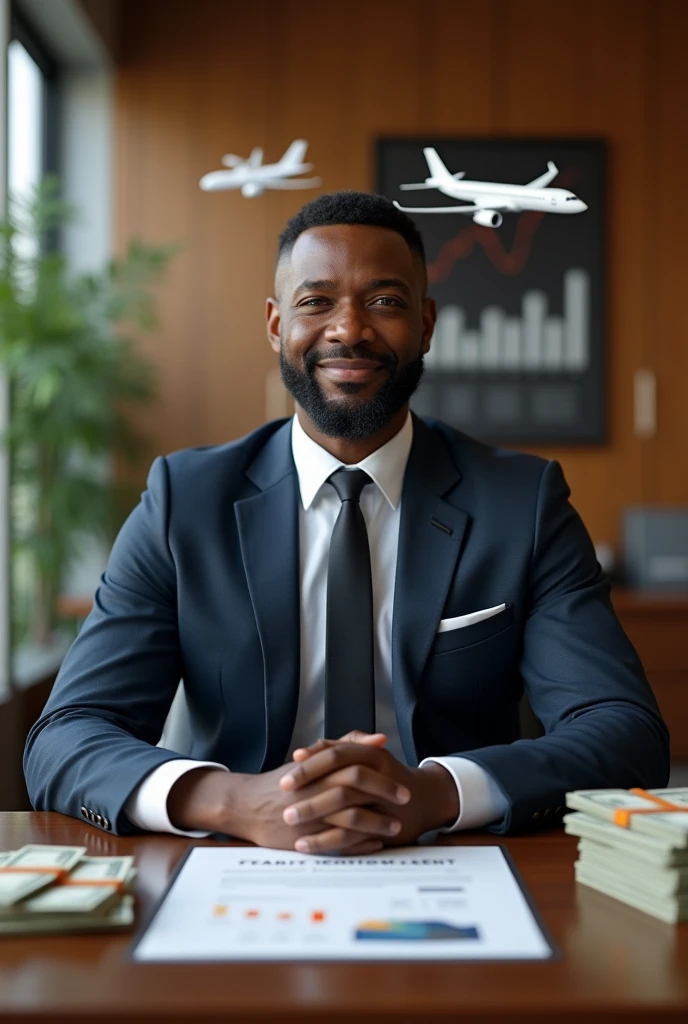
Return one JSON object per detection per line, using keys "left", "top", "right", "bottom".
{"left": 24, "top": 415, "right": 670, "bottom": 835}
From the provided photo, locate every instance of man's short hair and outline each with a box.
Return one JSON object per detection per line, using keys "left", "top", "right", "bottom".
{"left": 278, "top": 190, "right": 426, "bottom": 268}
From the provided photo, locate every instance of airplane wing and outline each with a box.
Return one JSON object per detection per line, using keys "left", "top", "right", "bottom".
{"left": 393, "top": 201, "right": 485, "bottom": 214}
{"left": 263, "top": 176, "right": 322, "bottom": 189}
{"left": 526, "top": 160, "right": 559, "bottom": 188}
{"left": 394, "top": 197, "right": 517, "bottom": 214}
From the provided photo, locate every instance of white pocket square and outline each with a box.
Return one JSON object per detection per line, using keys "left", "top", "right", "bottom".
{"left": 437, "top": 603, "right": 507, "bottom": 634}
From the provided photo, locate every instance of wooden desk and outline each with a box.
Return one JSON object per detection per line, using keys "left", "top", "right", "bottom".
{"left": 0, "top": 814, "right": 686, "bottom": 1023}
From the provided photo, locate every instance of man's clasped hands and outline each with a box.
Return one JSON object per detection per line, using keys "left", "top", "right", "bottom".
{"left": 167, "top": 731, "right": 460, "bottom": 854}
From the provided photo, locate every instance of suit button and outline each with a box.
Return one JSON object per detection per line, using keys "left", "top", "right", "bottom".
{"left": 88, "top": 810, "right": 95, "bottom": 822}
{"left": 81, "top": 806, "right": 88, "bottom": 818}
{"left": 543, "top": 808, "right": 553, "bottom": 819}
{"left": 103, "top": 818, "right": 110, "bottom": 831}
{"left": 532, "top": 811, "right": 541, "bottom": 821}
{"left": 95, "top": 814, "right": 103, "bottom": 825}
{"left": 556, "top": 806, "right": 565, "bottom": 816}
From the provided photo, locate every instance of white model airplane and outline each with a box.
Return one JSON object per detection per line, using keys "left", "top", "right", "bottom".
{"left": 199, "top": 140, "right": 321, "bottom": 197}
{"left": 393, "top": 148, "right": 587, "bottom": 227}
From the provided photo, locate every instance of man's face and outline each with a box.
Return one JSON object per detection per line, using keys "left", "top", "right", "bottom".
{"left": 266, "top": 224, "right": 436, "bottom": 441}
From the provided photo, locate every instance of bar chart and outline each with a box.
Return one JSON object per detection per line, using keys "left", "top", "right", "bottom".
{"left": 425, "top": 269, "right": 590, "bottom": 374}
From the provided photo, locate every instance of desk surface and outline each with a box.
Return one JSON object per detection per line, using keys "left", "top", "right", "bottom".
{"left": 0, "top": 813, "right": 686, "bottom": 1023}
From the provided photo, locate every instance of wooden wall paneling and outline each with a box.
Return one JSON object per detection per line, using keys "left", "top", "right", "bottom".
{"left": 116, "top": 0, "right": 205, "bottom": 459}
{"left": 117, "top": 0, "right": 275, "bottom": 457}
{"left": 650, "top": 673, "right": 688, "bottom": 760}
{"left": 570, "top": 0, "right": 654, "bottom": 547}
{"left": 649, "top": 0, "right": 688, "bottom": 504}
{"left": 417, "top": 0, "right": 497, "bottom": 134}
{"left": 614, "top": 589, "right": 688, "bottom": 759}
{"left": 184, "top": 0, "right": 275, "bottom": 444}
{"left": 358, "top": 0, "right": 424, "bottom": 187}
{"left": 498, "top": 0, "right": 649, "bottom": 552}
{"left": 328, "top": 0, "right": 423, "bottom": 189}
{"left": 501, "top": 0, "right": 588, "bottom": 132}
{"left": 274, "top": 0, "right": 423, "bottom": 197}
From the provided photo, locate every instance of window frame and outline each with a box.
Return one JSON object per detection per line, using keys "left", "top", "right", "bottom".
{"left": 10, "top": 9, "right": 59, "bottom": 178}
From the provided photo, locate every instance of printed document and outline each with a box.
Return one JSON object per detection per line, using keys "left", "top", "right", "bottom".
{"left": 133, "top": 845, "right": 553, "bottom": 961}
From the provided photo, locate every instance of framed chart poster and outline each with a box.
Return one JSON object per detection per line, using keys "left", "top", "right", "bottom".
{"left": 376, "top": 138, "right": 605, "bottom": 443}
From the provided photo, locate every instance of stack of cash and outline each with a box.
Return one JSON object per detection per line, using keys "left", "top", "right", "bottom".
{"left": 0, "top": 845, "right": 135, "bottom": 935}
{"left": 564, "top": 787, "right": 688, "bottom": 924}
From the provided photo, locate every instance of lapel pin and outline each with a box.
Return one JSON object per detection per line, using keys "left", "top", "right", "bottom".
{"left": 430, "top": 518, "right": 453, "bottom": 536}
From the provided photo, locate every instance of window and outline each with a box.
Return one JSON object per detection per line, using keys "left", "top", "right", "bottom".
{"left": 8, "top": 38, "right": 44, "bottom": 204}
{"left": 6, "top": 15, "right": 60, "bottom": 673}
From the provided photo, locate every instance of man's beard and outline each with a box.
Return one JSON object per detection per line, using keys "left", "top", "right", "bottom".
{"left": 279, "top": 342, "right": 425, "bottom": 441}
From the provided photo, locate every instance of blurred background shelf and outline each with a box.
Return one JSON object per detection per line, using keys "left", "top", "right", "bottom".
{"left": 611, "top": 588, "right": 688, "bottom": 764}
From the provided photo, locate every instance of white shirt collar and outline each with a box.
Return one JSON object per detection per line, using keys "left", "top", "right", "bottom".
{"left": 291, "top": 411, "right": 414, "bottom": 511}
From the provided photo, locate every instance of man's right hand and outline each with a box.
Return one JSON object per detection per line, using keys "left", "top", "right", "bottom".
{"left": 166, "top": 732, "right": 406, "bottom": 854}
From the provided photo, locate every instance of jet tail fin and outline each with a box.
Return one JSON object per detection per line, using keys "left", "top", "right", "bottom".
{"left": 423, "top": 147, "right": 456, "bottom": 186}
{"left": 279, "top": 139, "right": 309, "bottom": 170}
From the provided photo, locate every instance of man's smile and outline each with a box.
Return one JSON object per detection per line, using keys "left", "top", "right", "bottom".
{"left": 316, "top": 359, "right": 386, "bottom": 383}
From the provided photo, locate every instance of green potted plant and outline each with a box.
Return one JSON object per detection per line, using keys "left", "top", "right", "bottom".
{"left": 0, "top": 176, "right": 176, "bottom": 648}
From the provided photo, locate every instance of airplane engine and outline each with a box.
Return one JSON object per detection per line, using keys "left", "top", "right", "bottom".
{"left": 241, "top": 182, "right": 263, "bottom": 198}
{"left": 472, "top": 209, "right": 503, "bottom": 228}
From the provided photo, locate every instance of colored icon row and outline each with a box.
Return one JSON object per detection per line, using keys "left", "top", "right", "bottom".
{"left": 212, "top": 905, "right": 327, "bottom": 923}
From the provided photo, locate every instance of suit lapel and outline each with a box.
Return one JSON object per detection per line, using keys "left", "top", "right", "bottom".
{"left": 392, "top": 417, "right": 469, "bottom": 764}
{"left": 235, "top": 421, "right": 301, "bottom": 771}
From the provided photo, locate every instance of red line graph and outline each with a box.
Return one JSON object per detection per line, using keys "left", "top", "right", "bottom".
{"left": 427, "top": 212, "right": 545, "bottom": 282}
{"left": 426, "top": 167, "right": 580, "bottom": 284}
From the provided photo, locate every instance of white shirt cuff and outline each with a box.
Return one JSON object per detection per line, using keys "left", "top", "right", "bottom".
{"left": 124, "top": 759, "right": 229, "bottom": 837}
{"left": 419, "top": 756, "right": 509, "bottom": 832}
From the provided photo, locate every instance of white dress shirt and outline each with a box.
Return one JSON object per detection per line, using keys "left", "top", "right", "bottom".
{"left": 125, "top": 412, "right": 508, "bottom": 836}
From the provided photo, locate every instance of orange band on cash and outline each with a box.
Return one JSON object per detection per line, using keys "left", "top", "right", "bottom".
{"left": 59, "top": 879, "right": 125, "bottom": 892}
{"left": 0, "top": 867, "right": 71, "bottom": 881}
{"left": 612, "top": 788, "right": 686, "bottom": 828}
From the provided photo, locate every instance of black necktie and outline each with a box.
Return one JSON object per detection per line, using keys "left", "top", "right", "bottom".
{"left": 325, "top": 468, "right": 375, "bottom": 738}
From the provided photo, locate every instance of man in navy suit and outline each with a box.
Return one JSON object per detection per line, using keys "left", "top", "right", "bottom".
{"left": 24, "top": 192, "right": 669, "bottom": 853}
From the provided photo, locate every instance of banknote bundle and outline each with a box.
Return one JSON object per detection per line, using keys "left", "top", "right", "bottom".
{"left": 564, "top": 786, "right": 688, "bottom": 924}
{"left": 0, "top": 845, "right": 135, "bottom": 935}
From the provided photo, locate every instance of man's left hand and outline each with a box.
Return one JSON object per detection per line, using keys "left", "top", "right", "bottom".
{"left": 279, "top": 740, "right": 459, "bottom": 854}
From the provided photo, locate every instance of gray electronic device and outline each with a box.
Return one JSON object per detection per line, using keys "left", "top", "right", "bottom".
{"left": 623, "top": 508, "right": 688, "bottom": 590}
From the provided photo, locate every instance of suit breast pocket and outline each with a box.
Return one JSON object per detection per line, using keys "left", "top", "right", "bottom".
{"left": 415, "top": 603, "right": 521, "bottom": 751}
{"left": 431, "top": 603, "right": 515, "bottom": 655}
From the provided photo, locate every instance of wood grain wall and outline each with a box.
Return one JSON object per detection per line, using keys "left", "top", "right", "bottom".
{"left": 114, "top": 0, "right": 688, "bottom": 551}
